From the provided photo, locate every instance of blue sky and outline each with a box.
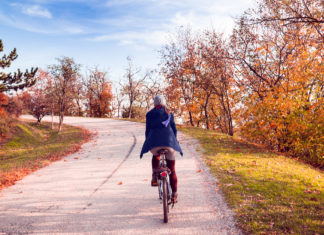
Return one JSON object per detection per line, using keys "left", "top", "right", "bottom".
{"left": 0, "top": 0, "right": 254, "bottom": 81}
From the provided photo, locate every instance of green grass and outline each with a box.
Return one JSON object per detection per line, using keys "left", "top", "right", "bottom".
{"left": 179, "top": 126, "right": 324, "bottom": 234}
{"left": 0, "top": 121, "right": 90, "bottom": 188}
{"left": 115, "top": 117, "right": 145, "bottom": 123}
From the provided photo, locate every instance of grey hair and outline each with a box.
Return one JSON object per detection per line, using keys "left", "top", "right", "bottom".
{"left": 154, "top": 95, "right": 166, "bottom": 106}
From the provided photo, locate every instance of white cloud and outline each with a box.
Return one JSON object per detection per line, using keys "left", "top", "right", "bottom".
{"left": 23, "top": 5, "right": 52, "bottom": 18}
{"left": 170, "top": 11, "right": 195, "bottom": 27}
{"left": 88, "top": 30, "right": 169, "bottom": 46}
{"left": 11, "top": 4, "right": 52, "bottom": 19}
{"left": 62, "top": 25, "right": 85, "bottom": 34}
{"left": 105, "top": 0, "right": 158, "bottom": 8}
{"left": 105, "top": 0, "right": 133, "bottom": 7}
{"left": 0, "top": 11, "right": 86, "bottom": 35}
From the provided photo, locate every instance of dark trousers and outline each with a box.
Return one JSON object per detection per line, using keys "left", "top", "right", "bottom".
{"left": 152, "top": 155, "right": 177, "bottom": 193}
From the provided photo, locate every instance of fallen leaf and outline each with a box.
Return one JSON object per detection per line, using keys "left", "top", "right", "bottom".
{"left": 64, "top": 160, "right": 68, "bottom": 162}
{"left": 74, "top": 157, "right": 79, "bottom": 160}
{"left": 269, "top": 222, "right": 274, "bottom": 229}
{"left": 118, "top": 181, "right": 123, "bottom": 185}
{"left": 197, "top": 170, "right": 201, "bottom": 173}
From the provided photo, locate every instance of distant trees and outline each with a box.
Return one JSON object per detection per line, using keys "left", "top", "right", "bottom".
{"left": 118, "top": 57, "right": 164, "bottom": 119}
{"left": 121, "top": 57, "right": 147, "bottom": 119}
{"left": 48, "top": 57, "right": 80, "bottom": 132}
{"left": 21, "top": 70, "right": 53, "bottom": 124}
{"left": 85, "top": 68, "right": 114, "bottom": 117}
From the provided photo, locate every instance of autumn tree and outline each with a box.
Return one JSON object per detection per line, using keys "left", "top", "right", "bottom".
{"left": 21, "top": 70, "right": 54, "bottom": 123}
{"left": 121, "top": 57, "right": 147, "bottom": 119}
{"left": 23, "top": 91, "right": 50, "bottom": 123}
{"left": 160, "top": 28, "right": 236, "bottom": 134}
{"left": 199, "top": 31, "right": 236, "bottom": 134}
{"left": 6, "top": 96, "right": 23, "bottom": 118}
{"left": 247, "top": 0, "right": 323, "bottom": 41}
{"left": 0, "top": 92, "right": 9, "bottom": 136}
{"left": 160, "top": 28, "right": 200, "bottom": 126}
{"left": 48, "top": 57, "right": 80, "bottom": 132}
{"left": 231, "top": 0, "right": 323, "bottom": 166}
{"left": 139, "top": 70, "right": 164, "bottom": 112}
{"left": 0, "top": 92, "right": 8, "bottom": 117}
{"left": 85, "top": 68, "right": 113, "bottom": 117}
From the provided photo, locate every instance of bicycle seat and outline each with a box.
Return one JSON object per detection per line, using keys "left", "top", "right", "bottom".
{"left": 158, "top": 149, "right": 169, "bottom": 155}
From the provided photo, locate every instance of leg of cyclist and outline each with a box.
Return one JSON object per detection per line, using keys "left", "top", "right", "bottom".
{"left": 151, "top": 155, "right": 160, "bottom": 186}
{"left": 163, "top": 148, "right": 177, "bottom": 203}
{"left": 166, "top": 159, "right": 178, "bottom": 203}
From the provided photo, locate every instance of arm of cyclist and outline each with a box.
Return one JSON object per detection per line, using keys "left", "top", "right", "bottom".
{"left": 170, "top": 114, "right": 177, "bottom": 139}
{"left": 145, "top": 113, "right": 151, "bottom": 139}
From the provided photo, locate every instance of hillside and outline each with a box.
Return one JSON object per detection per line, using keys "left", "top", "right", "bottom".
{"left": 0, "top": 120, "right": 91, "bottom": 190}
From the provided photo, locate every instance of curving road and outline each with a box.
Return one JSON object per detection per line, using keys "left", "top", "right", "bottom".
{"left": 0, "top": 116, "right": 240, "bottom": 234}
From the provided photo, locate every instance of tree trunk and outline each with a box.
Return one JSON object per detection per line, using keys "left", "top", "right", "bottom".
{"left": 204, "top": 95, "right": 210, "bottom": 130}
{"left": 128, "top": 101, "right": 133, "bottom": 119}
{"left": 58, "top": 112, "right": 63, "bottom": 132}
{"left": 58, "top": 102, "right": 64, "bottom": 132}
{"left": 51, "top": 105, "right": 54, "bottom": 130}
{"left": 188, "top": 111, "right": 194, "bottom": 126}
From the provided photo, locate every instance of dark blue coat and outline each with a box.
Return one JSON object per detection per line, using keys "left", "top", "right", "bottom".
{"left": 140, "top": 107, "right": 183, "bottom": 158}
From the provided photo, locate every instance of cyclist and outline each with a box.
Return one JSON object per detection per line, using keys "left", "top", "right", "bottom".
{"left": 140, "top": 95, "right": 183, "bottom": 203}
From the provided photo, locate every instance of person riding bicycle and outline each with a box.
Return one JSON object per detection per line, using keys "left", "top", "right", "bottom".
{"left": 140, "top": 95, "right": 183, "bottom": 203}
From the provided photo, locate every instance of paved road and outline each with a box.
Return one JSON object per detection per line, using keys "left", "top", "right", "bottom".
{"left": 0, "top": 116, "right": 240, "bottom": 234}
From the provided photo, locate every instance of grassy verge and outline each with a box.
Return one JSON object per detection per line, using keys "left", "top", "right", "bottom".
{"left": 179, "top": 126, "right": 323, "bottom": 234}
{"left": 114, "top": 117, "right": 145, "bottom": 123}
{"left": 0, "top": 120, "right": 91, "bottom": 190}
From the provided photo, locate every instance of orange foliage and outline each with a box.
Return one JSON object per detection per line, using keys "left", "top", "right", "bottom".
{"left": 161, "top": 0, "right": 323, "bottom": 166}
{"left": 232, "top": 0, "right": 323, "bottom": 166}
{"left": 86, "top": 69, "right": 114, "bottom": 117}
{"left": 161, "top": 28, "right": 235, "bottom": 134}
{"left": 0, "top": 92, "right": 8, "bottom": 117}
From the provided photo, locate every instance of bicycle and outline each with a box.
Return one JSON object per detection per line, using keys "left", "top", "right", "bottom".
{"left": 153, "top": 149, "right": 174, "bottom": 223}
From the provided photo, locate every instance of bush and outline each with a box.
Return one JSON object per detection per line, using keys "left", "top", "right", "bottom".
{"left": 6, "top": 96, "right": 23, "bottom": 118}
{"left": 122, "top": 106, "right": 146, "bottom": 119}
{"left": 0, "top": 116, "right": 15, "bottom": 137}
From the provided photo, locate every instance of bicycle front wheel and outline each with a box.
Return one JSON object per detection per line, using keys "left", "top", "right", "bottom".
{"left": 162, "top": 177, "right": 168, "bottom": 223}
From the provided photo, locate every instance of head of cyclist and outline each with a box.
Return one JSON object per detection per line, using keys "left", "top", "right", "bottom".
{"left": 154, "top": 94, "right": 166, "bottom": 107}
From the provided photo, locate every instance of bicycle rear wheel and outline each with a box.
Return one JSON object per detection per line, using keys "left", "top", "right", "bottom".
{"left": 162, "top": 177, "right": 168, "bottom": 223}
